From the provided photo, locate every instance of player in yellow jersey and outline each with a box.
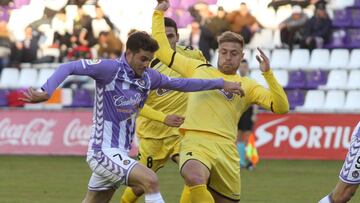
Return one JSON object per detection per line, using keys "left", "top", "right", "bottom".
{"left": 120, "top": 17, "right": 207, "bottom": 203}
{"left": 153, "top": 1, "right": 289, "bottom": 203}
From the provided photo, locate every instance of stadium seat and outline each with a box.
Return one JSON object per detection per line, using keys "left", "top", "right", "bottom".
{"left": 41, "top": 48, "right": 60, "bottom": 62}
{"left": 71, "top": 89, "right": 93, "bottom": 107}
{"left": 35, "top": 68, "right": 55, "bottom": 88}
{"left": 306, "top": 70, "right": 328, "bottom": 89}
{"left": 243, "top": 48, "right": 252, "bottom": 62}
{"left": 348, "top": 49, "right": 360, "bottom": 69}
{"left": 19, "top": 63, "right": 32, "bottom": 69}
{"left": 32, "top": 63, "right": 52, "bottom": 69}
{"left": 356, "top": 0, "right": 360, "bottom": 7}
{"left": 0, "top": 68, "right": 20, "bottom": 89}
{"left": 61, "top": 88, "right": 73, "bottom": 106}
{"left": 249, "top": 70, "right": 268, "bottom": 88}
{"left": 308, "top": 49, "right": 330, "bottom": 70}
{"left": 325, "top": 29, "right": 347, "bottom": 49}
{"left": 346, "top": 70, "right": 360, "bottom": 89}
{"left": 0, "top": 47, "right": 10, "bottom": 57}
{"left": 249, "top": 49, "right": 271, "bottom": 69}
{"left": 296, "top": 90, "right": 325, "bottom": 111}
{"left": 210, "top": 49, "right": 218, "bottom": 67}
{"left": 17, "top": 68, "right": 38, "bottom": 88}
{"left": 275, "top": 5, "right": 292, "bottom": 25}
{"left": 332, "top": 9, "right": 352, "bottom": 27}
{"left": 286, "top": 70, "right": 306, "bottom": 89}
{"left": 320, "top": 70, "right": 348, "bottom": 90}
{"left": 328, "top": 49, "right": 350, "bottom": 69}
{"left": 50, "top": 63, "right": 61, "bottom": 69}
{"left": 344, "top": 90, "right": 360, "bottom": 110}
{"left": 270, "top": 49, "right": 290, "bottom": 69}
{"left": 329, "top": 0, "right": 355, "bottom": 9}
{"left": 288, "top": 49, "right": 310, "bottom": 69}
{"left": 347, "top": 29, "right": 360, "bottom": 48}
{"left": 322, "top": 90, "right": 346, "bottom": 110}
{"left": 351, "top": 8, "right": 360, "bottom": 27}
{"left": 247, "top": 29, "right": 274, "bottom": 49}
{"left": 254, "top": 7, "right": 277, "bottom": 29}
{"left": 286, "top": 90, "right": 305, "bottom": 110}
{"left": 0, "top": 89, "right": 9, "bottom": 106}
{"left": 273, "top": 70, "right": 288, "bottom": 87}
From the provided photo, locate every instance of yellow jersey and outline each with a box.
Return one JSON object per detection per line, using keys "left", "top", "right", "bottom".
{"left": 137, "top": 45, "right": 207, "bottom": 139}
{"left": 152, "top": 10, "right": 289, "bottom": 142}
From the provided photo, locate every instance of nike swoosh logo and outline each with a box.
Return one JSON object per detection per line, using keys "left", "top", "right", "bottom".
{"left": 255, "top": 117, "right": 289, "bottom": 147}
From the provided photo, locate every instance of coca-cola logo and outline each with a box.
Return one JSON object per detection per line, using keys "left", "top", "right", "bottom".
{"left": 0, "top": 118, "right": 55, "bottom": 146}
{"left": 63, "top": 119, "right": 92, "bottom": 146}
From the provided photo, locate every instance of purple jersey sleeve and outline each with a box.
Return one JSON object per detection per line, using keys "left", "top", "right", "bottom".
{"left": 42, "top": 59, "right": 118, "bottom": 96}
{"left": 147, "top": 68, "right": 224, "bottom": 91}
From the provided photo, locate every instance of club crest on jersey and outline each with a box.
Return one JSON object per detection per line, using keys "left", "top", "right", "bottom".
{"left": 85, "top": 59, "right": 101, "bottom": 65}
{"left": 218, "top": 89, "right": 234, "bottom": 100}
{"left": 156, "top": 88, "right": 171, "bottom": 96}
{"left": 134, "top": 79, "right": 146, "bottom": 89}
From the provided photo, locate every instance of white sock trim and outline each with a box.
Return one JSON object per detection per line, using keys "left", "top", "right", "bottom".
{"left": 318, "top": 194, "right": 332, "bottom": 203}
{"left": 145, "top": 192, "right": 164, "bottom": 203}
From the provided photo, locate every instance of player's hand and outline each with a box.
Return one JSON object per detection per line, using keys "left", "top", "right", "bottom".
{"left": 18, "top": 87, "right": 50, "bottom": 103}
{"left": 164, "top": 114, "right": 185, "bottom": 127}
{"left": 155, "top": 0, "right": 170, "bottom": 12}
{"left": 255, "top": 47, "right": 270, "bottom": 72}
{"left": 223, "top": 81, "right": 245, "bottom": 97}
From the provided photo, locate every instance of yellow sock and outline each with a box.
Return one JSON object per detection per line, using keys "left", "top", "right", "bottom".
{"left": 189, "top": 184, "right": 214, "bottom": 203}
{"left": 120, "top": 187, "right": 139, "bottom": 203}
{"left": 180, "top": 185, "right": 191, "bottom": 203}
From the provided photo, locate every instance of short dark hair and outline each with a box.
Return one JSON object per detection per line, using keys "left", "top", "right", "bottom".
{"left": 126, "top": 31, "right": 159, "bottom": 53}
{"left": 164, "top": 17, "right": 178, "bottom": 34}
{"left": 241, "top": 59, "right": 248, "bottom": 63}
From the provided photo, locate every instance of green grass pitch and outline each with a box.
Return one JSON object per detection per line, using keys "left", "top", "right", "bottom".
{"left": 1, "top": 156, "right": 360, "bottom": 203}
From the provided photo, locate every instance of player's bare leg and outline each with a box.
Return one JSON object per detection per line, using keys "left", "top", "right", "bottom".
{"left": 332, "top": 181, "right": 359, "bottom": 203}
{"left": 181, "top": 160, "right": 214, "bottom": 203}
{"left": 319, "top": 122, "right": 360, "bottom": 203}
{"left": 319, "top": 181, "right": 359, "bottom": 203}
{"left": 82, "top": 189, "right": 116, "bottom": 203}
{"left": 209, "top": 188, "right": 239, "bottom": 203}
{"left": 127, "top": 163, "right": 165, "bottom": 203}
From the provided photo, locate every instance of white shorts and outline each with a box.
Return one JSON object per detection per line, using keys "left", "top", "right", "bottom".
{"left": 339, "top": 122, "right": 360, "bottom": 184}
{"left": 86, "top": 148, "right": 137, "bottom": 191}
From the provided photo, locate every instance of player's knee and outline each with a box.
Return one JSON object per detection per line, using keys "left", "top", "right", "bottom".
{"left": 182, "top": 171, "right": 208, "bottom": 186}
{"left": 141, "top": 171, "right": 159, "bottom": 193}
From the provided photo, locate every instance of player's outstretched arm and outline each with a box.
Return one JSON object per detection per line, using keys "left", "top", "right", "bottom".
{"left": 139, "top": 104, "right": 167, "bottom": 123}
{"left": 248, "top": 48, "right": 289, "bottom": 114}
{"left": 139, "top": 104, "right": 185, "bottom": 127}
{"left": 20, "top": 59, "right": 117, "bottom": 103}
{"left": 152, "top": 1, "right": 206, "bottom": 78}
{"left": 148, "top": 68, "right": 243, "bottom": 95}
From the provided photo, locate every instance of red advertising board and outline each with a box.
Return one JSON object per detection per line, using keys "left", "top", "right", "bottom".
{"left": 0, "top": 110, "right": 92, "bottom": 155}
{"left": 255, "top": 113, "right": 360, "bottom": 160}
{"left": 0, "top": 110, "right": 138, "bottom": 156}
{"left": 1, "top": 110, "right": 360, "bottom": 160}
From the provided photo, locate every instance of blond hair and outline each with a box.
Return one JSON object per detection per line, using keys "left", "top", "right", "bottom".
{"left": 217, "top": 31, "right": 244, "bottom": 48}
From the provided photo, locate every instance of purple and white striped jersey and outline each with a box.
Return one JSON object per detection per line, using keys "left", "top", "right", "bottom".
{"left": 42, "top": 54, "right": 224, "bottom": 152}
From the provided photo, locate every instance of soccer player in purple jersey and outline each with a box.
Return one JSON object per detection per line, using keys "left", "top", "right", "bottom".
{"left": 19, "top": 31, "right": 243, "bottom": 203}
{"left": 319, "top": 122, "right": 360, "bottom": 203}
